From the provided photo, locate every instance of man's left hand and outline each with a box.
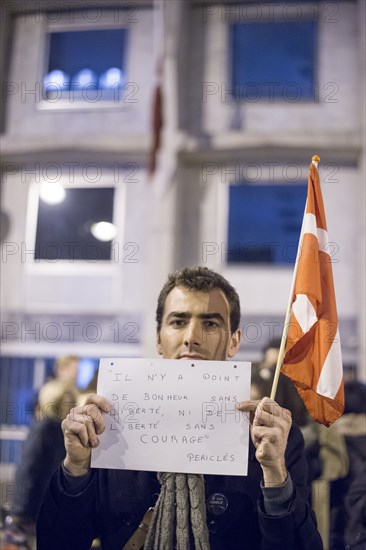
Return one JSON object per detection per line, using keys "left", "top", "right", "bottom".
{"left": 238, "top": 397, "right": 292, "bottom": 486}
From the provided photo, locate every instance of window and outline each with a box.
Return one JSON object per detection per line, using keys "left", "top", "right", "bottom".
{"left": 77, "top": 358, "right": 99, "bottom": 390}
{"left": 35, "top": 187, "right": 115, "bottom": 261}
{"left": 227, "top": 184, "right": 307, "bottom": 264}
{"left": 43, "top": 29, "right": 127, "bottom": 103}
{"left": 0, "top": 357, "right": 36, "bottom": 427}
{"left": 230, "top": 22, "right": 317, "bottom": 100}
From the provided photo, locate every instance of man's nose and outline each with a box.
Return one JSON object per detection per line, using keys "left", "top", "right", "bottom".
{"left": 183, "top": 321, "right": 202, "bottom": 347}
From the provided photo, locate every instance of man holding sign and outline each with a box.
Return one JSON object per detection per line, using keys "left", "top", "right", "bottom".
{"left": 37, "top": 267, "right": 322, "bottom": 549}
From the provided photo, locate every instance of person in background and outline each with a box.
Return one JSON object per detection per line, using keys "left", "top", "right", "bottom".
{"left": 53, "top": 355, "right": 79, "bottom": 386}
{"left": 3, "top": 379, "right": 78, "bottom": 550}
{"left": 329, "top": 376, "right": 366, "bottom": 549}
{"left": 253, "top": 339, "right": 310, "bottom": 427}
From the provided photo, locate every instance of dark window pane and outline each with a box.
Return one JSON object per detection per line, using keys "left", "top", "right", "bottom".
{"left": 228, "top": 184, "right": 307, "bottom": 264}
{"left": 0, "top": 356, "right": 36, "bottom": 427}
{"left": 231, "top": 22, "right": 317, "bottom": 100}
{"left": 35, "top": 188, "right": 115, "bottom": 261}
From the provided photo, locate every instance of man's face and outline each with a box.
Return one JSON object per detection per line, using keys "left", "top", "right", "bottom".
{"left": 156, "top": 286, "right": 241, "bottom": 361}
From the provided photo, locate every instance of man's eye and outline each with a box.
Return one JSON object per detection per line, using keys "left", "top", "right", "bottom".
{"left": 203, "top": 320, "right": 218, "bottom": 330}
{"left": 170, "top": 319, "right": 185, "bottom": 327}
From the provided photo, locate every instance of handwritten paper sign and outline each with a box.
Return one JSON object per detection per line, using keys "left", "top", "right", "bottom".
{"left": 91, "top": 358, "right": 251, "bottom": 476}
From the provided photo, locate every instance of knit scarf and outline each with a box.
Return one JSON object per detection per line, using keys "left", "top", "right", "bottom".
{"left": 144, "top": 473, "right": 210, "bottom": 550}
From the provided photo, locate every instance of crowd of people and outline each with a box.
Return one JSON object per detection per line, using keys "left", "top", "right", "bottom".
{"left": 252, "top": 340, "right": 366, "bottom": 550}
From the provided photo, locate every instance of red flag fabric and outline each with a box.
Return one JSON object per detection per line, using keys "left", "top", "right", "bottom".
{"left": 282, "top": 161, "right": 344, "bottom": 426}
{"left": 148, "top": 83, "right": 163, "bottom": 176}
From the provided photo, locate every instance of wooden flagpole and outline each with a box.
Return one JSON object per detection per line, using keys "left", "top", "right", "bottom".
{"left": 270, "top": 155, "right": 320, "bottom": 400}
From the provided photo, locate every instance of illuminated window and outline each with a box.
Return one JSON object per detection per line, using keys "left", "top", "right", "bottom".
{"left": 230, "top": 22, "right": 317, "bottom": 101}
{"left": 227, "top": 184, "right": 307, "bottom": 264}
{"left": 43, "top": 29, "right": 127, "bottom": 102}
{"left": 35, "top": 187, "right": 115, "bottom": 261}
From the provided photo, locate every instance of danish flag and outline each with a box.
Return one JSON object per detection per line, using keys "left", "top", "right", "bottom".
{"left": 282, "top": 160, "right": 344, "bottom": 426}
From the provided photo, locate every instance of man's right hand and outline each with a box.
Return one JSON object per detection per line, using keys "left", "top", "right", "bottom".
{"left": 61, "top": 394, "right": 111, "bottom": 476}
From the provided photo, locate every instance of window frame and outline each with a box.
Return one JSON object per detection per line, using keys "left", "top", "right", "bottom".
{"left": 25, "top": 171, "right": 126, "bottom": 273}
{"left": 37, "top": 18, "right": 130, "bottom": 112}
{"left": 229, "top": 19, "right": 318, "bottom": 103}
{"left": 226, "top": 180, "right": 308, "bottom": 266}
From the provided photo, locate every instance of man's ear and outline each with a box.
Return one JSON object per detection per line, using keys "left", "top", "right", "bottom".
{"left": 227, "top": 328, "right": 242, "bottom": 358}
{"left": 156, "top": 332, "right": 163, "bottom": 355}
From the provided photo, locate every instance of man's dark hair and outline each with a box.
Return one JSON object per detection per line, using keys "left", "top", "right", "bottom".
{"left": 156, "top": 266, "right": 241, "bottom": 333}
